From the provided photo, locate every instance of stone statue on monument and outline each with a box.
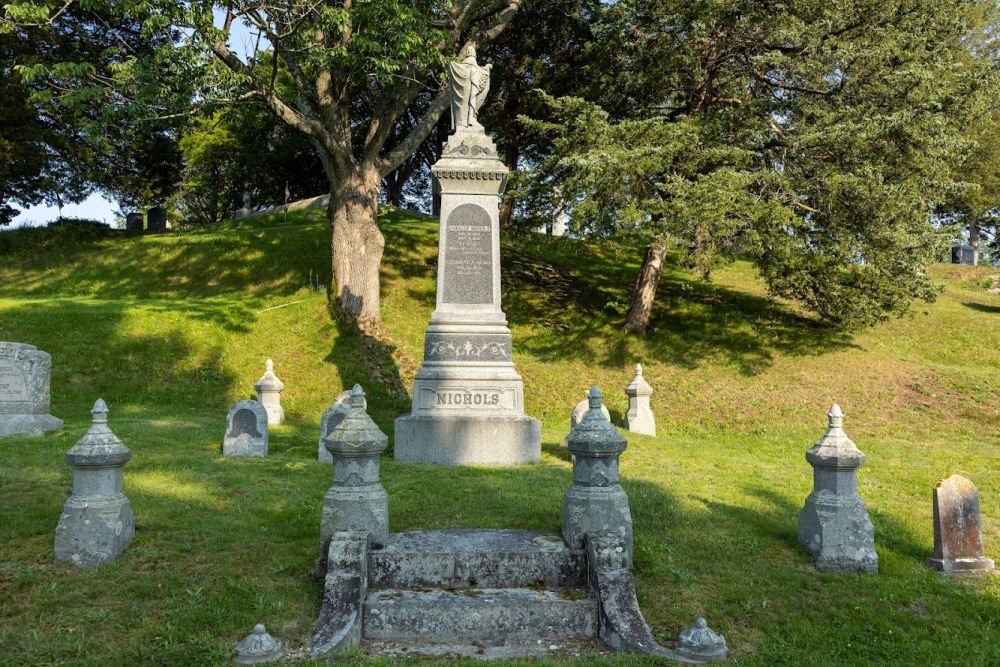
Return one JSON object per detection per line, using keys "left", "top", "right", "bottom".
{"left": 448, "top": 45, "right": 492, "bottom": 131}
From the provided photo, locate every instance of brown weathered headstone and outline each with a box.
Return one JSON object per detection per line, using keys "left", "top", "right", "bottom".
{"left": 927, "top": 474, "right": 994, "bottom": 575}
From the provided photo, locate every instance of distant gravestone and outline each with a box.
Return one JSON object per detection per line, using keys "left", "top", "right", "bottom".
{"left": 318, "top": 387, "right": 365, "bottom": 463}
{"left": 951, "top": 245, "right": 976, "bottom": 266}
{"left": 797, "top": 404, "right": 877, "bottom": 573}
{"left": 125, "top": 212, "right": 144, "bottom": 231}
{"left": 146, "top": 206, "right": 167, "bottom": 232}
{"left": 54, "top": 399, "right": 134, "bottom": 566}
{"left": 624, "top": 364, "right": 655, "bottom": 436}
{"left": 0, "top": 342, "right": 63, "bottom": 438}
{"left": 223, "top": 400, "right": 268, "bottom": 456}
{"left": 254, "top": 359, "right": 285, "bottom": 426}
{"left": 570, "top": 395, "right": 611, "bottom": 431}
{"left": 927, "top": 474, "right": 995, "bottom": 575}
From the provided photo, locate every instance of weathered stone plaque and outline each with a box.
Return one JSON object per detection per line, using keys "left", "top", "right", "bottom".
{"left": 442, "top": 204, "right": 493, "bottom": 305}
{"left": 0, "top": 342, "right": 63, "bottom": 438}
{"left": 927, "top": 474, "right": 994, "bottom": 575}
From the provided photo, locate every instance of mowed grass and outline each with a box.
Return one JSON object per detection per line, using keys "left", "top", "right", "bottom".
{"left": 0, "top": 212, "right": 998, "bottom": 666}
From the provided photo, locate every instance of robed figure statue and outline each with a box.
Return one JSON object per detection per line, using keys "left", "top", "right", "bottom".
{"left": 449, "top": 45, "right": 492, "bottom": 131}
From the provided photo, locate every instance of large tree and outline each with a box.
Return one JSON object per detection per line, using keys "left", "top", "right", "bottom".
{"left": 5, "top": 1, "right": 524, "bottom": 331}
{"left": 518, "top": 0, "right": 999, "bottom": 333}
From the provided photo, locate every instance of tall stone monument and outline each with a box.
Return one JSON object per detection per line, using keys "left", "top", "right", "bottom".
{"left": 254, "top": 359, "right": 285, "bottom": 426}
{"left": 0, "top": 342, "right": 63, "bottom": 438}
{"left": 394, "top": 45, "right": 540, "bottom": 465}
{"left": 927, "top": 474, "right": 994, "bottom": 575}
{"left": 624, "top": 364, "right": 655, "bottom": 436}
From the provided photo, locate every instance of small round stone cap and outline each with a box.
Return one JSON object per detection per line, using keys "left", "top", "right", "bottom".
{"left": 234, "top": 624, "right": 283, "bottom": 664}
{"left": 566, "top": 386, "right": 627, "bottom": 456}
{"left": 677, "top": 617, "right": 727, "bottom": 662}
{"left": 65, "top": 399, "right": 131, "bottom": 467}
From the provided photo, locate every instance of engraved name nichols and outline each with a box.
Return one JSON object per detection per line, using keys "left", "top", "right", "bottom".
{"left": 436, "top": 390, "right": 501, "bottom": 406}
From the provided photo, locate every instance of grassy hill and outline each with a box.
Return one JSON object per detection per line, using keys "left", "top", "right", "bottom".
{"left": 1, "top": 212, "right": 997, "bottom": 666}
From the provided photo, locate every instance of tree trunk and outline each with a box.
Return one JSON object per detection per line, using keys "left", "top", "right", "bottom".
{"left": 498, "top": 140, "right": 519, "bottom": 229}
{"left": 969, "top": 218, "right": 980, "bottom": 266}
{"left": 625, "top": 243, "right": 668, "bottom": 335}
{"left": 330, "top": 163, "right": 384, "bottom": 332}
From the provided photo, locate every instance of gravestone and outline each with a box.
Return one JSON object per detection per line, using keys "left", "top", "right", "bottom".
{"left": 125, "top": 212, "right": 144, "bottom": 231}
{"left": 927, "top": 474, "right": 994, "bottom": 575}
{"left": 223, "top": 400, "right": 268, "bottom": 456}
{"left": 318, "top": 388, "right": 364, "bottom": 463}
{"left": 0, "top": 342, "right": 63, "bottom": 438}
{"left": 951, "top": 245, "right": 976, "bottom": 266}
{"left": 570, "top": 395, "right": 611, "bottom": 430}
{"left": 797, "top": 404, "right": 878, "bottom": 573}
{"left": 394, "top": 45, "right": 540, "bottom": 465}
{"left": 254, "top": 359, "right": 284, "bottom": 426}
{"left": 54, "top": 399, "right": 134, "bottom": 566}
{"left": 624, "top": 364, "right": 655, "bottom": 436}
{"left": 146, "top": 206, "right": 168, "bottom": 232}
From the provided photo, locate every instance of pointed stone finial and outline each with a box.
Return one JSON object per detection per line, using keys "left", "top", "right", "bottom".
{"left": 265, "top": 358, "right": 274, "bottom": 372}
{"left": 91, "top": 398, "right": 109, "bottom": 423}
{"left": 676, "top": 617, "right": 727, "bottom": 662}
{"left": 588, "top": 385, "right": 602, "bottom": 410}
{"left": 234, "top": 623, "right": 283, "bottom": 664}
{"left": 350, "top": 384, "right": 366, "bottom": 408}
{"left": 828, "top": 403, "right": 843, "bottom": 429}
{"left": 635, "top": 363, "right": 642, "bottom": 376}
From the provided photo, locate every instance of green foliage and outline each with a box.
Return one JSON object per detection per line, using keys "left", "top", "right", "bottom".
{"left": 517, "top": 0, "right": 998, "bottom": 327}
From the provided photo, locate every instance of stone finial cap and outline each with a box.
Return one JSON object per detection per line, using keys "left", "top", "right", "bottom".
{"left": 254, "top": 359, "right": 284, "bottom": 392}
{"left": 677, "top": 617, "right": 727, "bottom": 662}
{"left": 805, "top": 403, "right": 865, "bottom": 470}
{"left": 324, "top": 384, "right": 388, "bottom": 456}
{"left": 566, "top": 386, "right": 627, "bottom": 456}
{"left": 625, "top": 363, "right": 653, "bottom": 397}
{"left": 65, "top": 399, "right": 132, "bottom": 466}
{"left": 234, "top": 624, "right": 283, "bottom": 664}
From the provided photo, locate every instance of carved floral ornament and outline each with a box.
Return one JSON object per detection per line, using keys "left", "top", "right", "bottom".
{"left": 428, "top": 339, "right": 509, "bottom": 358}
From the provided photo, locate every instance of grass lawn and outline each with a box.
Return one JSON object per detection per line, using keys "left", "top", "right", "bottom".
{"left": 0, "top": 211, "right": 998, "bottom": 666}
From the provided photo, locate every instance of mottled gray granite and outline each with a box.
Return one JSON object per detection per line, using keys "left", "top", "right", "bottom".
{"left": 798, "top": 404, "right": 878, "bottom": 573}
{"left": 254, "top": 359, "right": 284, "bottom": 426}
{"left": 0, "top": 342, "right": 63, "bottom": 438}
{"left": 234, "top": 624, "right": 283, "bottom": 664}
{"left": 624, "top": 364, "right": 655, "bottom": 436}
{"left": 321, "top": 386, "right": 388, "bottom": 547}
{"left": 571, "top": 395, "right": 611, "bottom": 430}
{"left": 676, "top": 618, "right": 727, "bottom": 663}
{"left": 54, "top": 399, "right": 134, "bottom": 566}
{"left": 927, "top": 474, "right": 994, "bottom": 575}
{"left": 223, "top": 400, "right": 268, "bottom": 457}
{"left": 318, "top": 388, "right": 361, "bottom": 463}
{"left": 311, "top": 530, "right": 370, "bottom": 657}
{"left": 563, "top": 387, "right": 633, "bottom": 568}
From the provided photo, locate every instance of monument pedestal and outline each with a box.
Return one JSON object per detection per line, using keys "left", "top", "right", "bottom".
{"left": 394, "top": 129, "right": 540, "bottom": 465}
{"left": 0, "top": 342, "right": 63, "bottom": 439}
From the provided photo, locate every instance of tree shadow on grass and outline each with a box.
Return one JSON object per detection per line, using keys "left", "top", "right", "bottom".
{"left": 963, "top": 301, "right": 1000, "bottom": 315}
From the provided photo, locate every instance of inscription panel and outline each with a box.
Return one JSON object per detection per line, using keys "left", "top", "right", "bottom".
{"left": 0, "top": 361, "right": 30, "bottom": 403}
{"left": 424, "top": 333, "right": 510, "bottom": 362}
{"left": 418, "top": 386, "right": 516, "bottom": 411}
{"left": 442, "top": 204, "right": 494, "bottom": 304}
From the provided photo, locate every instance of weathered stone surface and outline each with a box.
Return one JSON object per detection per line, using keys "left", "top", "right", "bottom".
{"left": 363, "top": 588, "right": 597, "bottom": 642}
{"left": 624, "top": 364, "right": 655, "bottom": 436}
{"left": 223, "top": 400, "right": 268, "bottom": 457}
{"left": 321, "top": 386, "right": 388, "bottom": 547}
{"left": 54, "top": 399, "right": 134, "bottom": 566}
{"left": 676, "top": 618, "right": 727, "bottom": 663}
{"left": 393, "top": 53, "right": 539, "bottom": 466}
{"left": 797, "top": 404, "right": 878, "bottom": 573}
{"left": 927, "top": 474, "right": 994, "bottom": 575}
{"left": 368, "top": 529, "right": 586, "bottom": 590}
{"left": 311, "top": 531, "right": 369, "bottom": 657}
{"left": 254, "top": 359, "right": 284, "bottom": 426}
{"left": 563, "top": 387, "right": 633, "bottom": 568}
{"left": 146, "top": 206, "right": 167, "bottom": 231}
{"left": 0, "top": 341, "right": 63, "bottom": 438}
{"left": 317, "top": 389, "right": 361, "bottom": 463}
{"left": 234, "top": 624, "right": 283, "bottom": 665}
{"left": 125, "top": 212, "right": 144, "bottom": 231}
{"left": 571, "top": 396, "right": 611, "bottom": 431}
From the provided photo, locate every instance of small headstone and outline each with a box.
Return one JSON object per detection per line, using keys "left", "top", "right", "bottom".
{"left": 676, "top": 617, "right": 727, "bottom": 663}
{"left": 0, "top": 342, "right": 63, "bottom": 438}
{"left": 317, "top": 387, "right": 365, "bottom": 463}
{"left": 321, "top": 385, "right": 389, "bottom": 547}
{"left": 223, "top": 400, "right": 268, "bottom": 456}
{"left": 570, "top": 395, "right": 611, "bottom": 430}
{"left": 234, "top": 624, "right": 283, "bottom": 665}
{"left": 125, "top": 212, "right": 144, "bottom": 231}
{"left": 146, "top": 206, "right": 167, "bottom": 232}
{"left": 562, "top": 386, "right": 633, "bottom": 568}
{"left": 927, "top": 474, "right": 994, "bottom": 575}
{"left": 797, "top": 404, "right": 878, "bottom": 573}
{"left": 624, "top": 364, "right": 655, "bottom": 436}
{"left": 54, "top": 399, "right": 135, "bottom": 566}
{"left": 951, "top": 245, "right": 976, "bottom": 266}
{"left": 254, "top": 359, "right": 285, "bottom": 426}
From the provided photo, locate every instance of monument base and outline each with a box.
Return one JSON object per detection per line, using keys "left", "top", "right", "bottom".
{"left": 394, "top": 414, "right": 540, "bottom": 465}
{"left": 0, "top": 413, "right": 63, "bottom": 439}
{"left": 927, "top": 556, "right": 995, "bottom": 575}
